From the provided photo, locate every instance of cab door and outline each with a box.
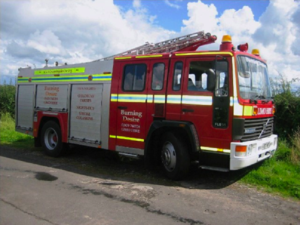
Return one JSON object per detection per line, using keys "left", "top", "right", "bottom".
{"left": 165, "top": 59, "right": 185, "bottom": 120}
{"left": 180, "top": 56, "right": 231, "bottom": 150}
{"left": 115, "top": 62, "right": 148, "bottom": 154}
{"left": 145, "top": 58, "right": 169, "bottom": 129}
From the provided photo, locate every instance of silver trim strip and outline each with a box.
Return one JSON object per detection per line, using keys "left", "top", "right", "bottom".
{"left": 116, "top": 145, "right": 144, "bottom": 156}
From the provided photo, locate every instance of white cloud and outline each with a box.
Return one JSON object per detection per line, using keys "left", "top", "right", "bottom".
{"left": 0, "top": 0, "right": 299, "bottom": 91}
{"left": 0, "top": 0, "right": 174, "bottom": 77}
{"left": 219, "top": 6, "right": 260, "bottom": 36}
{"left": 133, "top": 0, "right": 141, "bottom": 8}
{"left": 181, "top": 1, "right": 218, "bottom": 35}
{"left": 164, "top": 0, "right": 180, "bottom": 9}
{"left": 180, "top": 0, "right": 300, "bottom": 88}
{"left": 27, "top": 30, "right": 64, "bottom": 55}
{"left": 251, "top": 0, "right": 300, "bottom": 85}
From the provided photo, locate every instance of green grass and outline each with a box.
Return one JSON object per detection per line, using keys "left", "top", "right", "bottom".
{"left": 0, "top": 113, "right": 34, "bottom": 148}
{"left": 241, "top": 141, "right": 300, "bottom": 199}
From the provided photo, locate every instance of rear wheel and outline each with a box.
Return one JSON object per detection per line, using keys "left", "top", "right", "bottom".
{"left": 41, "top": 121, "right": 64, "bottom": 157}
{"left": 160, "top": 132, "right": 190, "bottom": 180}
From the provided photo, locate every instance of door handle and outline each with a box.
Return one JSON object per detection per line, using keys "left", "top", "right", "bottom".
{"left": 118, "top": 106, "right": 127, "bottom": 109}
{"left": 182, "top": 108, "right": 194, "bottom": 113}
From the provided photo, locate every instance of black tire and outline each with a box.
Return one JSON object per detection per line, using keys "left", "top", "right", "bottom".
{"left": 41, "top": 121, "right": 64, "bottom": 157}
{"left": 160, "top": 132, "right": 190, "bottom": 180}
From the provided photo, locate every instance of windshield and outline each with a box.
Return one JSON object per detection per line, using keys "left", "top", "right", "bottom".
{"left": 237, "top": 55, "right": 272, "bottom": 100}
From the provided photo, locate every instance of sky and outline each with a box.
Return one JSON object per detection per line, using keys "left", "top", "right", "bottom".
{"left": 0, "top": 0, "right": 300, "bottom": 89}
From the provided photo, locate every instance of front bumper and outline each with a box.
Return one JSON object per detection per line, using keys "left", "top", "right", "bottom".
{"left": 230, "top": 134, "right": 278, "bottom": 170}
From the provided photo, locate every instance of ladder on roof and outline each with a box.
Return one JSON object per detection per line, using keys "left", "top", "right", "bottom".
{"left": 102, "top": 31, "right": 217, "bottom": 60}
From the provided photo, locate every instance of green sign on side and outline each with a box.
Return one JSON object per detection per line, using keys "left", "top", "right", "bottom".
{"left": 34, "top": 67, "right": 85, "bottom": 75}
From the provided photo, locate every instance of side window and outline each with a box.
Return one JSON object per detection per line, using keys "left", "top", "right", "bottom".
{"left": 123, "top": 64, "right": 146, "bottom": 91}
{"left": 172, "top": 62, "right": 183, "bottom": 91}
{"left": 215, "top": 61, "right": 228, "bottom": 97}
{"left": 201, "top": 73, "right": 208, "bottom": 89}
{"left": 188, "top": 61, "right": 215, "bottom": 91}
{"left": 152, "top": 63, "right": 165, "bottom": 91}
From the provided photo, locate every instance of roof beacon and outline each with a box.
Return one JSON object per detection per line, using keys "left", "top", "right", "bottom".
{"left": 220, "top": 35, "right": 234, "bottom": 51}
{"left": 252, "top": 49, "right": 260, "bottom": 57}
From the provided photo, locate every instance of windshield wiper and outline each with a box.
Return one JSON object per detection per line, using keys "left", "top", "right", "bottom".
{"left": 251, "top": 95, "right": 272, "bottom": 103}
{"left": 254, "top": 95, "right": 266, "bottom": 99}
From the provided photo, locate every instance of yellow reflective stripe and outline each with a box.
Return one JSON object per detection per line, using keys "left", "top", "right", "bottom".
{"left": 109, "top": 135, "right": 144, "bottom": 142}
{"left": 110, "top": 94, "right": 166, "bottom": 103}
{"left": 243, "top": 106, "right": 253, "bottom": 116}
{"left": 167, "top": 95, "right": 181, "bottom": 104}
{"left": 147, "top": 94, "right": 153, "bottom": 103}
{"left": 154, "top": 95, "right": 166, "bottom": 103}
{"left": 201, "top": 146, "right": 218, "bottom": 151}
{"left": 17, "top": 79, "right": 30, "bottom": 83}
{"left": 115, "top": 57, "right": 132, "bottom": 60}
{"left": 117, "top": 94, "right": 147, "bottom": 103}
{"left": 233, "top": 97, "right": 243, "bottom": 116}
{"left": 232, "top": 57, "right": 238, "bottom": 98}
{"left": 111, "top": 94, "right": 118, "bottom": 102}
{"left": 233, "top": 98, "right": 253, "bottom": 116}
{"left": 92, "top": 74, "right": 112, "bottom": 81}
{"left": 34, "top": 67, "right": 85, "bottom": 75}
{"left": 175, "top": 52, "right": 233, "bottom": 57}
{"left": 18, "top": 74, "right": 111, "bottom": 83}
{"left": 182, "top": 95, "right": 212, "bottom": 105}
{"left": 201, "top": 146, "right": 230, "bottom": 153}
{"left": 136, "top": 55, "right": 163, "bottom": 58}
{"left": 230, "top": 97, "right": 234, "bottom": 106}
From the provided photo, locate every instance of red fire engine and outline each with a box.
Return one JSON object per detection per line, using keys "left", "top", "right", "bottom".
{"left": 16, "top": 31, "right": 278, "bottom": 179}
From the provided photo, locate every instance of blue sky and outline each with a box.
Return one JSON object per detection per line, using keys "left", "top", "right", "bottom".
{"left": 115, "top": 0, "right": 269, "bottom": 31}
{"left": 0, "top": 0, "right": 299, "bottom": 89}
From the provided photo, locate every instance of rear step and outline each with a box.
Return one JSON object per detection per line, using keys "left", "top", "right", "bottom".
{"left": 118, "top": 152, "right": 139, "bottom": 159}
{"left": 200, "top": 166, "right": 229, "bottom": 172}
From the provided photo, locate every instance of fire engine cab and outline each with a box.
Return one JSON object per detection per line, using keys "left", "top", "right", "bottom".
{"left": 16, "top": 31, "right": 278, "bottom": 179}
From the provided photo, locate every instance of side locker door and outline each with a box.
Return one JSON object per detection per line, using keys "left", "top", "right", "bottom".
{"left": 70, "top": 84, "right": 103, "bottom": 145}
{"left": 16, "top": 85, "right": 35, "bottom": 130}
{"left": 115, "top": 61, "right": 148, "bottom": 155}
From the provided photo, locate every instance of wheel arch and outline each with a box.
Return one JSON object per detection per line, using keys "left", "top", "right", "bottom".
{"left": 144, "top": 120, "right": 200, "bottom": 164}
{"left": 36, "top": 112, "right": 68, "bottom": 145}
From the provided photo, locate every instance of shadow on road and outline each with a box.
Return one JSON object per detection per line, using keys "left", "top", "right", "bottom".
{"left": 0, "top": 144, "right": 260, "bottom": 190}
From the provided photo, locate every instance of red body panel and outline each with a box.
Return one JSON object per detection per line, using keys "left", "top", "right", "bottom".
{"left": 34, "top": 111, "right": 68, "bottom": 143}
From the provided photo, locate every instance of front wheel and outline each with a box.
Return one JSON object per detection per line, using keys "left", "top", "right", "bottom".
{"left": 41, "top": 121, "right": 64, "bottom": 157}
{"left": 160, "top": 133, "right": 190, "bottom": 180}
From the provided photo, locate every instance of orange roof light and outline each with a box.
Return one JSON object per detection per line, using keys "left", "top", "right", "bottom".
{"left": 220, "top": 35, "right": 234, "bottom": 51}
{"left": 252, "top": 49, "right": 260, "bottom": 56}
{"left": 222, "top": 35, "right": 232, "bottom": 43}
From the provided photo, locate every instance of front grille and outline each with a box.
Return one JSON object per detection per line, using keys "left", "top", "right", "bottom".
{"left": 241, "top": 117, "right": 274, "bottom": 142}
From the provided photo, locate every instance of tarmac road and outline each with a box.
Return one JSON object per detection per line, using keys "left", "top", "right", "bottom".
{"left": 0, "top": 145, "right": 299, "bottom": 225}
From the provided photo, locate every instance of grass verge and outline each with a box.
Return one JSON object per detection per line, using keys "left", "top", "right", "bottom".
{"left": 0, "top": 113, "right": 34, "bottom": 148}
{"left": 241, "top": 139, "right": 300, "bottom": 200}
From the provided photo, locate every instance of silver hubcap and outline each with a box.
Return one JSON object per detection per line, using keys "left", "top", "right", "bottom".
{"left": 44, "top": 128, "right": 58, "bottom": 151}
{"left": 161, "top": 141, "right": 176, "bottom": 172}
